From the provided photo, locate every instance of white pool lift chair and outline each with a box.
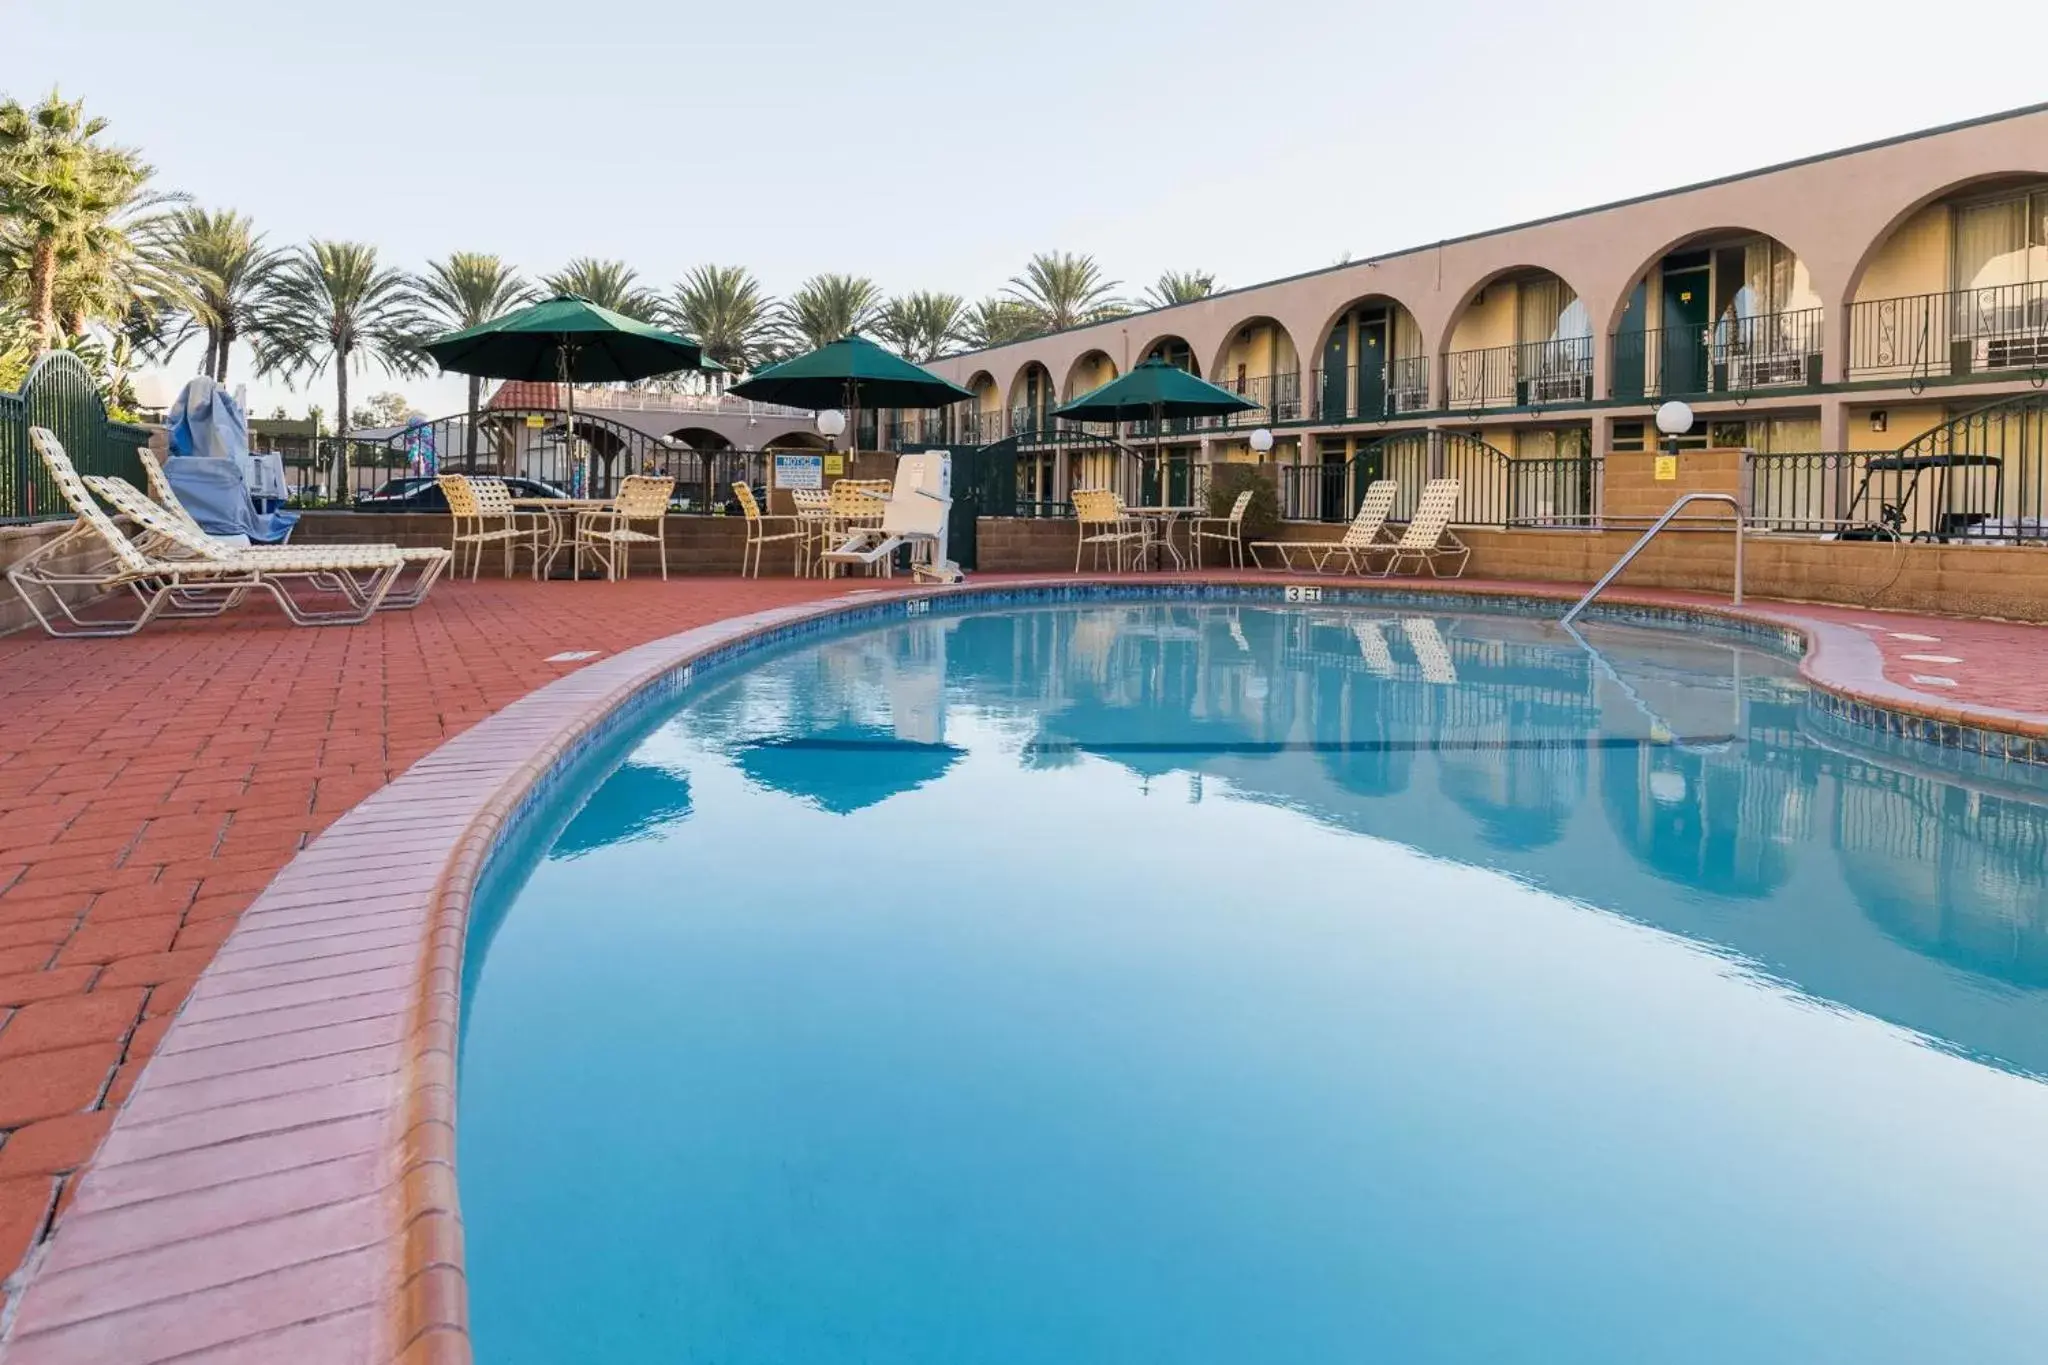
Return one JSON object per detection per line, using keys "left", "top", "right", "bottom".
{"left": 820, "top": 452, "right": 964, "bottom": 584}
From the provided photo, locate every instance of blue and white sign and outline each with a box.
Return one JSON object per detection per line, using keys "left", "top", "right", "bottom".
{"left": 772, "top": 453, "right": 825, "bottom": 490}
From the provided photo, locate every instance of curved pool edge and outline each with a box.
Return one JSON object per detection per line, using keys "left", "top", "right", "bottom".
{"left": 4, "top": 575, "right": 2041, "bottom": 1365}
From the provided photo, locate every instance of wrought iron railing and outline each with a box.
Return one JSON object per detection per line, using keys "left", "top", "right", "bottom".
{"left": 1444, "top": 338, "right": 1595, "bottom": 411}
{"left": 1612, "top": 308, "right": 1823, "bottom": 398}
{"left": 1747, "top": 395, "right": 2045, "bottom": 541}
{"left": 1198, "top": 371, "right": 1301, "bottom": 426}
{"left": 1848, "top": 282, "right": 2048, "bottom": 382}
{"left": 1, "top": 351, "right": 150, "bottom": 521}
{"left": 1309, "top": 358, "right": 1433, "bottom": 421}
{"left": 1273, "top": 430, "right": 1587, "bottom": 526}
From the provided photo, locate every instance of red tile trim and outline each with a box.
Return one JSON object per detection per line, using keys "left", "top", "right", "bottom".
{"left": 3, "top": 575, "right": 2040, "bottom": 1363}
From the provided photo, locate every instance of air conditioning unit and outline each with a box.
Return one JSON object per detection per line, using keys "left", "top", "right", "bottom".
{"left": 1725, "top": 352, "right": 1809, "bottom": 389}
{"left": 1524, "top": 372, "right": 1591, "bottom": 404}
{"left": 1976, "top": 333, "right": 2048, "bottom": 369}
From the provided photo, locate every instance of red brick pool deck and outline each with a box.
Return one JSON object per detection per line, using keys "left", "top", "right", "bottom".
{"left": 0, "top": 571, "right": 2042, "bottom": 1361}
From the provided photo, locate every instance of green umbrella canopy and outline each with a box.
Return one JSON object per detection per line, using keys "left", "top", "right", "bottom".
{"left": 420, "top": 294, "right": 703, "bottom": 382}
{"left": 1053, "top": 356, "right": 1259, "bottom": 422}
{"left": 727, "top": 335, "right": 974, "bottom": 410}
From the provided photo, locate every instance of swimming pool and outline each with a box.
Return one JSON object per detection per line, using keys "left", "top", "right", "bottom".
{"left": 459, "top": 600, "right": 2048, "bottom": 1364}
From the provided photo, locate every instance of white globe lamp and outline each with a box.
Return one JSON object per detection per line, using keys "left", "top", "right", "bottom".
{"left": 1654, "top": 400, "right": 1694, "bottom": 441}
{"left": 131, "top": 371, "right": 178, "bottom": 415}
{"left": 815, "top": 409, "right": 847, "bottom": 440}
{"left": 1247, "top": 427, "right": 1275, "bottom": 460}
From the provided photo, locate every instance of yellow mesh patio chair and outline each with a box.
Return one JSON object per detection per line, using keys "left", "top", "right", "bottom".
{"left": 734, "top": 481, "right": 807, "bottom": 577}
{"left": 8, "top": 428, "right": 408, "bottom": 637}
{"left": 574, "top": 474, "right": 675, "bottom": 581}
{"left": 1368, "top": 479, "right": 1470, "bottom": 579}
{"left": 439, "top": 474, "right": 544, "bottom": 581}
{"left": 1071, "top": 489, "right": 1142, "bottom": 572}
{"left": 1250, "top": 479, "right": 1397, "bottom": 573}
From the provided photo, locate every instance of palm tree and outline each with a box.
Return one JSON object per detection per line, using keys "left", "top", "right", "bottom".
{"left": 778, "top": 273, "right": 882, "bottom": 352}
{"left": 156, "top": 208, "right": 277, "bottom": 382}
{"left": 0, "top": 93, "right": 184, "bottom": 353}
{"left": 959, "top": 296, "right": 1042, "bottom": 350}
{"left": 665, "top": 264, "right": 775, "bottom": 376}
{"left": 1005, "top": 252, "right": 1126, "bottom": 333}
{"left": 257, "top": 240, "right": 423, "bottom": 498}
{"left": 1144, "top": 269, "right": 1218, "bottom": 309}
{"left": 417, "top": 252, "right": 532, "bottom": 462}
{"left": 540, "top": 258, "right": 657, "bottom": 320}
{"left": 873, "top": 291, "right": 967, "bottom": 363}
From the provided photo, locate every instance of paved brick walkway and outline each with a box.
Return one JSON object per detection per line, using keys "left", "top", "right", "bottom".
{"left": 0, "top": 572, "right": 2042, "bottom": 1320}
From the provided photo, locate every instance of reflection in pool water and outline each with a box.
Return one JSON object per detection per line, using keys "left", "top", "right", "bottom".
{"left": 461, "top": 604, "right": 2048, "bottom": 1365}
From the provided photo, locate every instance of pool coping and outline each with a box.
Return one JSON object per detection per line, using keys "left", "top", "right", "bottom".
{"left": 2, "top": 574, "right": 2043, "bottom": 1364}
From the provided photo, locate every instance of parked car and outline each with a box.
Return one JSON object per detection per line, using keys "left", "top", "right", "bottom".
{"left": 352, "top": 475, "right": 568, "bottom": 513}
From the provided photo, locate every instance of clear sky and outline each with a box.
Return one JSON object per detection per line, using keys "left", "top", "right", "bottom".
{"left": 10, "top": 0, "right": 2046, "bottom": 416}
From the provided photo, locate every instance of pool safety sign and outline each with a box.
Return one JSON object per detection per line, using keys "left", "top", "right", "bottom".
{"left": 773, "top": 453, "right": 824, "bottom": 490}
{"left": 824, "top": 454, "right": 845, "bottom": 476}
{"left": 1654, "top": 454, "right": 1678, "bottom": 481}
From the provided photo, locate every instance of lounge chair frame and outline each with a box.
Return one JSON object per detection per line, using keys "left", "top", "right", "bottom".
{"left": 1250, "top": 480, "right": 1399, "bottom": 573}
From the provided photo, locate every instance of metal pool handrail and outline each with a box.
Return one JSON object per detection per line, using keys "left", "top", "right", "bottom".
{"left": 1561, "top": 492, "right": 1744, "bottom": 626}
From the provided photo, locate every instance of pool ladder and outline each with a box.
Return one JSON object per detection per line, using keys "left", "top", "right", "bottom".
{"left": 1560, "top": 492, "right": 1745, "bottom": 627}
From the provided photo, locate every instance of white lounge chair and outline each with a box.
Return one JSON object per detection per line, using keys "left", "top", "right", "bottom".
{"left": 86, "top": 473, "right": 452, "bottom": 611}
{"left": 9, "top": 428, "right": 413, "bottom": 637}
{"left": 1251, "top": 480, "right": 1398, "bottom": 573}
{"left": 1368, "top": 479, "right": 1470, "bottom": 579}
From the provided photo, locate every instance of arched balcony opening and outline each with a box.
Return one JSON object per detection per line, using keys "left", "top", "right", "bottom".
{"left": 961, "top": 371, "right": 1002, "bottom": 444}
{"left": 1848, "top": 176, "right": 2048, "bottom": 383}
{"left": 1314, "top": 296, "right": 1427, "bottom": 421}
{"left": 1063, "top": 349, "right": 1118, "bottom": 401}
{"left": 1444, "top": 268, "right": 1592, "bottom": 412}
{"left": 1008, "top": 361, "right": 1058, "bottom": 439}
{"left": 1207, "top": 318, "right": 1301, "bottom": 425}
{"left": 1609, "top": 231, "right": 1821, "bottom": 401}
{"left": 1136, "top": 335, "right": 1200, "bottom": 375}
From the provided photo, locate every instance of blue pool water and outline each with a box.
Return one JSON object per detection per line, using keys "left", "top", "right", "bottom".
{"left": 459, "top": 602, "right": 2048, "bottom": 1364}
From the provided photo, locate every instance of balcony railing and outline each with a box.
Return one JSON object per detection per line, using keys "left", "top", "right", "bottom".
{"left": 1848, "top": 281, "right": 2048, "bottom": 382}
{"left": 1611, "top": 308, "right": 1823, "bottom": 399}
{"left": 1310, "top": 357, "right": 1432, "bottom": 421}
{"left": 1273, "top": 430, "right": 1593, "bottom": 526}
{"left": 1444, "top": 338, "right": 1594, "bottom": 411}
{"left": 486, "top": 380, "right": 814, "bottom": 419}
{"left": 1199, "top": 371, "right": 1301, "bottom": 426}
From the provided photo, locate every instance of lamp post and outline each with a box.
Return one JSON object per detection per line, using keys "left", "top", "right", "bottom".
{"left": 816, "top": 407, "right": 847, "bottom": 459}
{"left": 1248, "top": 427, "right": 1275, "bottom": 462}
{"left": 1655, "top": 399, "right": 1693, "bottom": 459}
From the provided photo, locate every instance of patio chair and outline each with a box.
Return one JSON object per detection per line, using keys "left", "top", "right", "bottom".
{"left": 575, "top": 474, "right": 675, "bottom": 581}
{"left": 1250, "top": 479, "right": 1397, "bottom": 573}
{"left": 734, "top": 482, "right": 807, "bottom": 577}
{"left": 10, "top": 428, "right": 407, "bottom": 637}
{"left": 87, "top": 473, "right": 452, "bottom": 611}
{"left": 439, "top": 474, "right": 545, "bottom": 581}
{"left": 1072, "top": 489, "right": 1146, "bottom": 572}
{"left": 1367, "top": 479, "right": 1470, "bottom": 578}
{"left": 789, "top": 488, "right": 835, "bottom": 576}
{"left": 1188, "top": 490, "right": 1254, "bottom": 568}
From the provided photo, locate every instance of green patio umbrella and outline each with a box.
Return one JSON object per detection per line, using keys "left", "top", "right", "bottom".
{"left": 1053, "top": 357, "right": 1258, "bottom": 504}
{"left": 726, "top": 335, "right": 974, "bottom": 453}
{"left": 420, "top": 294, "right": 705, "bottom": 492}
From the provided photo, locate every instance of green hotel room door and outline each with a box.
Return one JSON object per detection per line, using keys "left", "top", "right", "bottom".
{"left": 1661, "top": 264, "right": 1711, "bottom": 396}
{"left": 1356, "top": 314, "right": 1389, "bottom": 420}
{"left": 1321, "top": 324, "right": 1350, "bottom": 420}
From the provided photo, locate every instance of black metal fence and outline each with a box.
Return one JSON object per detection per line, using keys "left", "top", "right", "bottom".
{"left": 1, "top": 351, "right": 150, "bottom": 521}
{"left": 1848, "top": 281, "right": 2048, "bottom": 382}
{"left": 1310, "top": 358, "right": 1432, "bottom": 421}
{"left": 1274, "top": 430, "right": 1596, "bottom": 527}
{"left": 1746, "top": 394, "right": 2047, "bottom": 541}
{"left": 1443, "top": 338, "right": 1595, "bottom": 411}
{"left": 1612, "top": 308, "right": 1824, "bottom": 399}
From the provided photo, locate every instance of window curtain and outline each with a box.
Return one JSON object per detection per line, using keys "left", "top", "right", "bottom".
{"left": 1516, "top": 278, "right": 1586, "bottom": 343}
{"left": 1951, "top": 193, "right": 2048, "bottom": 292}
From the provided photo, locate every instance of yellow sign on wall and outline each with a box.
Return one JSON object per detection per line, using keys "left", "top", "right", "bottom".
{"left": 824, "top": 454, "right": 845, "bottom": 476}
{"left": 524, "top": 414, "right": 547, "bottom": 429}
{"left": 1654, "top": 454, "right": 1678, "bottom": 481}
